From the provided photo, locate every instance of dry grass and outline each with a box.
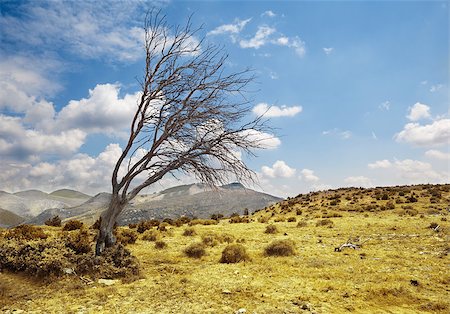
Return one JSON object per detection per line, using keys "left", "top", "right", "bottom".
{"left": 1, "top": 184, "right": 449, "bottom": 313}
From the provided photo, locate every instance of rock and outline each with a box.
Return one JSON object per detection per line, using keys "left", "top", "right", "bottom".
{"left": 98, "top": 279, "right": 119, "bottom": 286}
{"left": 222, "top": 289, "right": 232, "bottom": 294}
{"left": 235, "top": 309, "right": 246, "bottom": 314}
{"left": 63, "top": 268, "right": 75, "bottom": 275}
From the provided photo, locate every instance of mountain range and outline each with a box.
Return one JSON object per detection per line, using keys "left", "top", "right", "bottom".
{"left": 0, "top": 183, "right": 282, "bottom": 227}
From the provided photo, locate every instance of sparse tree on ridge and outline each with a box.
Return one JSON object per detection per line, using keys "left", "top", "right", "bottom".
{"left": 95, "top": 10, "right": 272, "bottom": 255}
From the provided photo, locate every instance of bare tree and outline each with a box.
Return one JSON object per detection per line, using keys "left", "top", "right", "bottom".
{"left": 95, "top": 11, "right": 271, "bottom": 255}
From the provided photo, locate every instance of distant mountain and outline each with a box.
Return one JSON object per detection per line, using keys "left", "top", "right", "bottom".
{"left": 0, "top": 207, "right": 25, "bottom": 228}
{"left": 0, "top": 189, "right": 91, "bottom": 218}
{"left": 28, "top": 183, "right": 282, "bottom": 225}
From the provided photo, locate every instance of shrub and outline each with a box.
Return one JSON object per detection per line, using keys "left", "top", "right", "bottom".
{"left": 63, "top": 220, "right": 84, "bottom": 231}
{"left": 184, "top": 242, "right": 206, "bottom": 258}
{"left": 221, "top": 233, "right": 235, "bottom": 243}
{"left": 154, "top": 240, "right": 167, "bottom": 249}
{"left": 315, "top": 219, "right": 334, "bottom": 227}
{"left": 258, "top": 216, "right": 269, "bottom": 223}
{"left": 182, "top": 228, "right": 196, "bottom": 236}
{"left": 201, "top": 232, "right": 221, "bottom": 247}
{"left": 141, "top": 229, "right": 160, "bottom": 242}
{"left": 45, "top": 215, "right": 62, "bottom": 227}
{"left": 296, "top": 209, "right": 303, "bottom": 215}
{"left": 128, "top": 223, "right": 137, "bottom": 229}
{"left": 229, "top": 216, "right": 250, "bottom": 223}
{"left": 274, "top": 217, "right": 286, "bottom": 222}
{"left": 137, "top": 220, "right": 159, "bottom": 233}
{"left": 5, "top": 225, "right": 47, "bottom": 240}
{"left": 219, "top": 244, "right": 250, "bottom": 263}
{"left": 188, "top": 219, "right": 218, "bottom": 226}
{"left": 65, "top": 228, "right": 91, "bottom": 254}
{"left": 264, "top": 225, "right": 278, "bottom": 234}
{"left": 117, "top": 229, "right": 138, "bottom": 245}
{"left": 210, "top": 213, "right": 224, "bottom": 221}
{"left": 287, "top": 217, "right": 296, "bottom": 222}
{"left": 157, "top": 222, "right": 169, "bottom": 232}
{"left": 264, "top": 240, "right": 296, "bottom": 257}
{"left": 90, "top": 217, "right": 101, "bottom": 229}
{"left": 297, "top": 221, "right": 308, "bottom": 228}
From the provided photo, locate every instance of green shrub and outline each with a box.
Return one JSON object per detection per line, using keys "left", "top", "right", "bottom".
{"left": 184, "top": 242, "right": 206, "bottom": 258}
{"left": 264, "top": 240, "right": 296, "bottom": 257}
{"left": 63, "top": 220, "right": 84, "bottom": 231}
{"left": 219, "top": 244, "right": 250, "bottom": 263}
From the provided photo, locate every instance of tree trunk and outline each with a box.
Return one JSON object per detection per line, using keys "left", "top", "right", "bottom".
{"left": 95, "top": 195, "right": 127, "bottom": 256}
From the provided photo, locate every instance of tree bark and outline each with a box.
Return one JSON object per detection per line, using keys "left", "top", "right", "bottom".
{"left": 95, "top": 196, "right": 127, "bottom": 256}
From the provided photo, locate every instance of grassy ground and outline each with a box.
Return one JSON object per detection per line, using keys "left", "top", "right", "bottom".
{"left": 1, "top": 185, "right": 449, "bottom": 313}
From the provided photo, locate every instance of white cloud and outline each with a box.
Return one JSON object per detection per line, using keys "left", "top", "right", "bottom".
{"left": 299, "top": 169, "right": 319, "bottom": 183}
{"left": 207, "top": 18, "right": 251, "bottom": 36}
{"left": 322, "top": 128, "right": 352, "bottom": 140}
{"left": 261, "top": 11, "right": 276, "bottom": 18}
{"left": 323, "top": 47, "right": 334, "bottom": 55}
{"left": 1, "top": 2, "right": 147, "bottom": 62}
{"left": 368, "top": 159, "right": 392, "bottom": 169}
{"left": 56, "top": 83, "right": 139, "bottom": 135}
{"left": 240, "top": 25, "right": 276, "bottom": 49}
{"left": 241, "top": 129, "right": 281, "bottom": 150}
{"left": 371, "top": 131, "right": 378, "bottom": 140}
{"left": 344, "top": 176, "right": 373, "bottom": 188}
{"left": 395, "top": 119, "right": 450, "bottom": 147}
{"left": 430, "top": 84, "right": 443, "bottom": 93}
{"left": 261, "top": 160, "right": 296, "bottom": 178}
{"left": 276, "top": 37, "right": 289, "bottom": 46}
{"left": 425, "top": 149, "right": 450, "bottom": 161}
{"left": 252, "top": 103, "right": 302, "bottom": 118}
{"left": 407, "top": 102, "right": 431, "bottom": 121}
{"left": 379, "top": 101, "right": 391, "bottom": 111}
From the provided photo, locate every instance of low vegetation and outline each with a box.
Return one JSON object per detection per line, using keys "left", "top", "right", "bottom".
{"left": 0, "top": 184, "right": 449, "bottom": 313}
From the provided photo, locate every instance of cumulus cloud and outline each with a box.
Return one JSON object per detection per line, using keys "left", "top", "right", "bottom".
{"left": 252, "top": 103, "right": 302, "bottom": 118}
{"left": 323, "top": 47, "right": 334, "bottom": 55}
{"left": 299, "top": 169, "right": 319, "bottom": 182}
{"left": 368, "top": 159, "right": 392, "bottom": 169}
{"left": 207, "top": 18, "right": 251, "bottom": 36}
{"left": 395, "top": 119, "right": 450, "bottom": 147}
{"left": 241, "top": 129, "right": 281, "bottom": 150}
{"left": 261, "top": 160, "right": 296, "bottom": 178}
{"left": 344, "top": 176, "right": 373, "bottom": 188}
{"left": 407, "top": 102, "right": 431, "bottom": 121}
{"left": 425, "top": 149, "right": 450, "bottom": 161}
{"left": 261, "top": 10, "right": 276, "bottom": 18}
{"left": 240, "top": 25, "right": 276, "bottom": 49}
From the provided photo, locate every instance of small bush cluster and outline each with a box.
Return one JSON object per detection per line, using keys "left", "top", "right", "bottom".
{"left": 65, "top": 228, "right": 92, "bottom": 254}
{"left": 141, "top": 229, "right": 160, "bottom": 242}
{"left": 229, "top": 216, "right": 251, "bottom": 224}
{"left": 154, "top": 240, "right": 167, "bottom": 249}
{"left": 264, "top": 240, "right": 296, "bottom": 257}
{"left": 264, "top": 224, "right": 278, "bottom": 234}
{"left": 219, "top": 244, "right": 249, "bottom": 263}
{"left": 182, "top": 227, "right": 196, "bottom": 236}
{"left": 116, "top": 229, "right": 138, "bottom": 245}
{"left": 137, "top": 219, "right": 160, "bottom": 233}
{"left": 315, "top": 219, "right": 334, "bottom": 227}
{"left": 258, "top": 216, "right": 269, "bottom": 223}
{"left": 287, "top": 217, "right": 297, "bottom": 222}
{"left": 5, "top": 225, "right": 48, "bottom": 240}
{"left": 45, "top": 216, "right": 62, "bottom": 227}
{"left": 63, "top": 220, "right": 84, "bottom": 231}
{"left": 184, "top": 242, "right": 206, "bottom": 258}
{"left": 297, "top": 221, "right": 308, "bottom": 228}
{"left": 188, "top": 219, "right": 218, "bottom": 226}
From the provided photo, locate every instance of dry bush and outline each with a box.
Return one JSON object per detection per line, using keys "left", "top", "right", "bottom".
{"left": 141, "top": 229, "right": 160, "bottom": 242}
{"left": 315, "top": 219, "right": 334, "bottom": 227}
{"left": 45, "top": 216, "right": 62, "bottom": 227}
{"left": 229, "top": 216, "right": 250, "bottom": 223}
{"left": 91, "top": 217, "right": 101, "bottom": 229}
{"left": 65, "top": 228, "right": 92, "bottom": 254}
{"left": 137, "top": 219, "right": 160, "bottom": 233}
{"left": 297, "top": 221, "right": 308, "bottom": 228}
{"left": 274, "top": 217, "right": 286, "bottom": 222}
{"left": 287, "top": 217, "right": 297, "bottom": 222}
{"left": 184, "top": 242, "right": 206, "bottom": 258}
{"left": 221, "top": 233, "right": 235, "bottom": 243}
{"left": 182, "top": 227, "right": 196, "bottom": 236}
{"left": 154, "top": 240, "right": 167, "bottom": 249}
{"left": 258, "top": 216, "right": 269, "bottom": 223}
{"left": 264, "top": 224, "right": 278, "bottom": 234}
{"left": 128, "top": 223, "right": 137, "bottom": 229}
{"left": 63, "top": 220, "right": 84, "bottom": 231}
{"left": 201, "top": 232, "right": 221, "bottom": 247}
{"left": 117, "top": 229, "right": 138, "bottom": 245}
{"left": 188, "top": 219, "right": 218, "bottom": 226}
{"left": 5, "top": 225, "right": 48, "bottom": 240}
{"left": 157, "top": 222, "right": 170, "bottom": 232}
{"left": 322, "top": 212, "right": 342, "bottom": 218}
{"left": 219, "top": 244, "right": 250, "bottom": 263}
{"left": 264, "top": 240, "right": 296, "bottom": 257}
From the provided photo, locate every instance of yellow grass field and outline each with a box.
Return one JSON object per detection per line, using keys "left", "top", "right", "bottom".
{"left": 1, "top": 185, "right": 449, "bottom": 313}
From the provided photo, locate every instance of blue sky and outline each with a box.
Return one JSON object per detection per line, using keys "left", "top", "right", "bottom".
{"left": 0, "top": 0, "right": 448, "bottom": 197}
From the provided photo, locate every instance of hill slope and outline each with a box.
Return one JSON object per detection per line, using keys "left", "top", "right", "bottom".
{"left": 0, "top": 208, "right": 25, "bottom": 228}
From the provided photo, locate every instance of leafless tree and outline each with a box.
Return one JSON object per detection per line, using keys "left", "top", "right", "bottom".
{"left": 95, "top": 10, "right": 272, "bottom": 255}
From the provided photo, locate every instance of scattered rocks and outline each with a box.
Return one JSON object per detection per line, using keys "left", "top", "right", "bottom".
{"left": 98, "top": 279, "right": 119, "bottom": 286}
{"left": 235, "top": 308, "right": 246, "bottom": 314}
